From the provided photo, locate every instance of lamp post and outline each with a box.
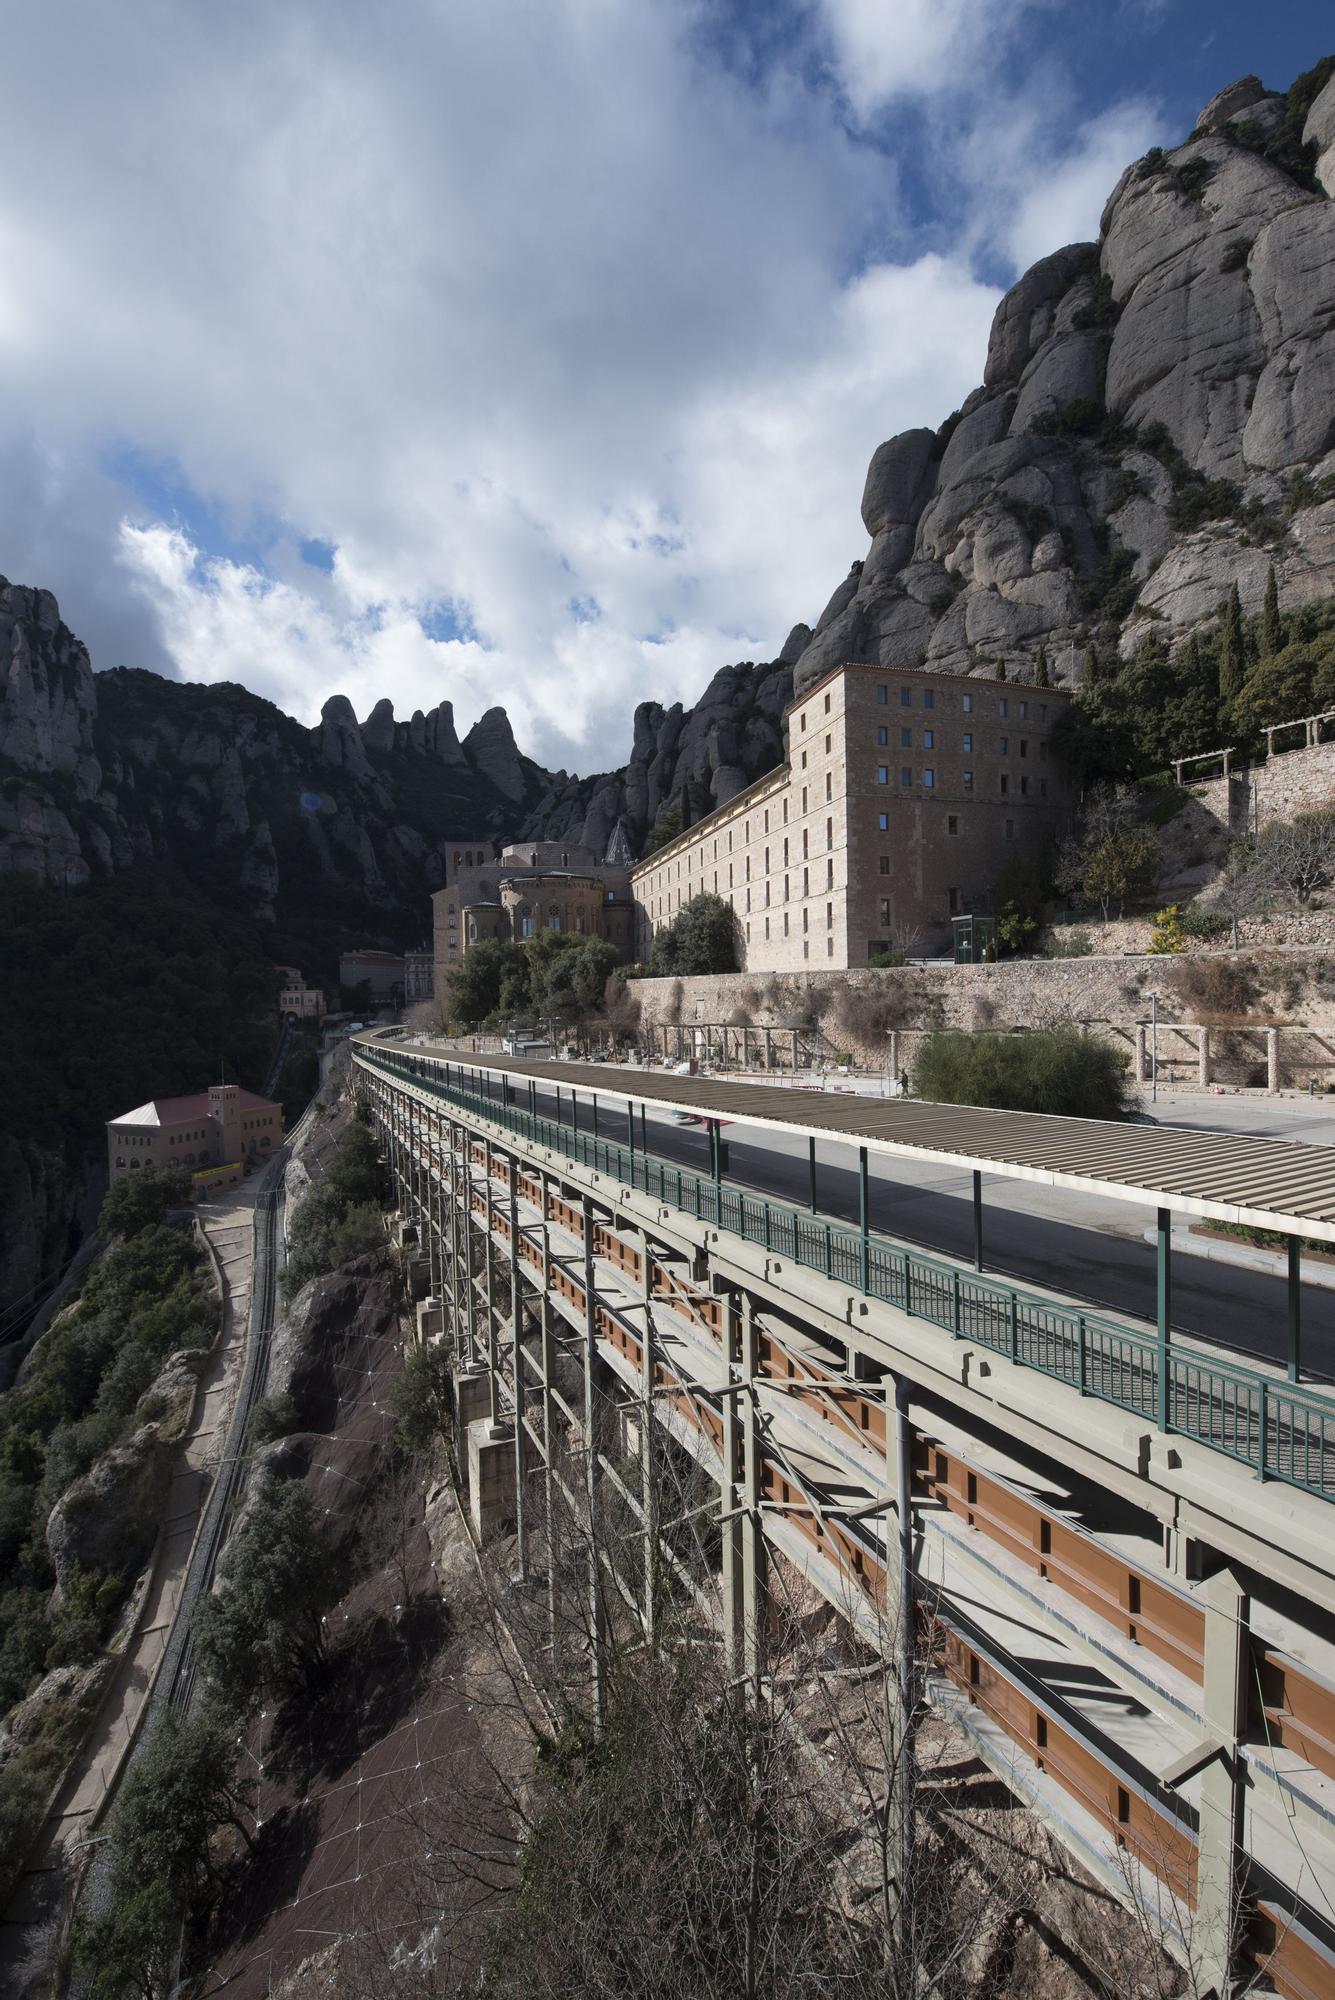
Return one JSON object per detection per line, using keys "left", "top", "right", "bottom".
{"left": 1149, "top": 989, "right": 1159, "bottom": 1105}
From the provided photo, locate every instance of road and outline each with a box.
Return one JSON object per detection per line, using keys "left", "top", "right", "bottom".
{"left": 523, "top": 1081, "right": 1335, "bottom": 1383}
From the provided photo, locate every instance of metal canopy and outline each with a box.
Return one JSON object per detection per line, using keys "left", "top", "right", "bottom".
{"left": 362, "top": 1039, "right": 1335, "bottom": 1244}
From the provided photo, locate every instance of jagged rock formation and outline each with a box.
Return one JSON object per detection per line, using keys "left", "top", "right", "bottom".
{"left": 790, "top": 60, "right": 1335, "bottom": 698}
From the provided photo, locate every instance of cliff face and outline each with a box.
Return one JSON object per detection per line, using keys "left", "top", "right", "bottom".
{"left": 3, "top": 64, "right": 1335, "bottom": 908}
{"left": 790, "top": 64, "right": 1335, "bottom": 697}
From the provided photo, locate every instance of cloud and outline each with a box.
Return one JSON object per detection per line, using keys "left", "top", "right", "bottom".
{"left": 0, "top": 0, "right": 1164, "bottom": 770}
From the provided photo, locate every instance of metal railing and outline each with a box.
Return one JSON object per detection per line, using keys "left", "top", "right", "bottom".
{"left": 357, "top": 1046, "right": 1335, "bottom": 1503}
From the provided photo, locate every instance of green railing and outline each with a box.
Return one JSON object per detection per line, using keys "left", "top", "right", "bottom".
{"left": 358, "top": 1046, "right": 1335, "bottom": 1504}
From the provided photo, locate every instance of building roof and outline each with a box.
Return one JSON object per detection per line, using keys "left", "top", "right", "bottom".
{"left": 365, "top": 1041, "right": 1335, "bottom": 1244}
{"left": 340, "top": 948, "right": 404, "bottom": 963}
{"left": 630, "top": 763, "right": 789, "bottom": 876}
{"left": 110, "top": 1088, "right": 278, "bottom": 1129}
{"left": 782, "top": 657, "right": 1075, "bottom": 720}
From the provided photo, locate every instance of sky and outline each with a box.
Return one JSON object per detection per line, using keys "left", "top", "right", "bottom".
{"left": 1, "top": 1, "right": 1330, "bottom": 772}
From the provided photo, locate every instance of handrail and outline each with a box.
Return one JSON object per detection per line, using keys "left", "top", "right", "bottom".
{"left": 357, "top": 1046, "right": 1335, "bottom": 1503}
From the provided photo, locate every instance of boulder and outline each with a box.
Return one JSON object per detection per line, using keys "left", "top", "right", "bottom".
{"left": 777, "top": 622, "right": 812, "bottom": 665}
{"left": 1195, "top": 76, "right": 1269, "bottom": 130}
{"left": 983, "top": 243, "right": 1098, "bottom": 387}
{"left": 859, "top": 428, "right": 938, "bottom": 536}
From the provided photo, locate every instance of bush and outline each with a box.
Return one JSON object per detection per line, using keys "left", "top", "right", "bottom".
{"left": 913, "top": 1029, "right": 1134, "bottom": 1120}
{"left": 99, "top": 1166, "right": 191, "bottom": 1240}
{"left": 1146, "top": 905, "right": 1185, "bottom": 955}
{"left": 283, "top": 1119, "right": 386, "bottom": 1295}
{"left": 649, "top": 894, "right": 741, "bottom": 977}
{"left": 1170, "top": 958, "right": 1261, "bottom": 1023}
{"left": 1045, "top": 928, "right": 1093, "bottom": 959}
{"left": 1178, "top": 906, "right": 1232, "bottom": 941}
{"left": 193, "top": 1478, "right": 342, "bottom": 1713}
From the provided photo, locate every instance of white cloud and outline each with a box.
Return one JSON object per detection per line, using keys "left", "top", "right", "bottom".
{"left": 0, "top": 1, "right": 1164, "bottom": 771}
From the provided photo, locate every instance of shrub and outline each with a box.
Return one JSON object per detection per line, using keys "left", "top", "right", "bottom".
{"left": 1045, "top": 928, "right": 1093, "bottom": 959}
{"left": 99, "top": 1166, "right": 191, "bottom": 1240}
{"left": 913, "top": 1029, "right": 1134, "bottom": 1120}
{"left": 1146, "top": 905, "right": 1185, "bottom": 955}
{"left": 1178, "top": 906, "right": 1232, "bottom": 941}
{"left": 649, "top": 894, "right": 741, "bottom": 977}
{"left": 1170, "top": 957, "right": 1260, "bottom": 1022}
{"left": 193, "top": 1478, "right": 342, "bottom": 1714}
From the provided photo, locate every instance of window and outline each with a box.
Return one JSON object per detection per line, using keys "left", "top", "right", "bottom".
{"left": 1005, "top": 817, "right": 1015, "bottom": 840}
{"left": 764, "top": 846, "right": 770, "bottom": 871}
{"left": 826, "top": 816, "right": 833, "bottom": 847}
{"left": 827, "top": 936, "right": 834, "bottom": 957}
{"left": 1020, "top": 739, "right": 1028, "bottom": 757}
{"left": 1041, "top": 778, "right": 1048, "bottom": 797}
{"left": 1019, "top": 700, "right": 1028, "bottom": 718}
{"left": 803, "top": 907, "right": 809, "bottom": 932}
{"left": 901, "top": 767, "right": 912, "bottom": 785}
{"left": 783, "top": 912, "right": 789, "bottom": 936}
{"left": 947, "top": 815, "right": 958, "bottom": 836}
{"left": 782, "top": 838, "right": 789, "bottom": 865}
{"left": 1020, "top": 776, "right": 1029, "bottom": 796}
{"left": 877, "top": 684, "right": 887, "bottom": 704}
{"left": 900, "top": 727, "right": 912, "bottom": 748}
{"left": 803, "top": 940, "right": 810, "bottom": 959}
{"left": 825, "top": 732, "right": 832, "bottom": 754}
{"left": 803, "top": 867, "right": 809, "bottom": 895}
{"left": 876, "top": 765, "right": 889, "bottom": 785}
{"left": 961, "top": 732, "right": 972, "bottom": 753}
{"left": 923, "top": 689, "right": 934, "bottom": 710}
{"left": 879, "top": 855, "right": 890, "bottom": 875}
{"left": 878, "top": 897, "right": 891, "bottom": 926}
{"left": 824, "top": 691, "right": 831, "bottom": 712}
{"left": 1000, "top": 774, "right": 1009, "bottom": 795}
{"left": 948, "top": 887, "right": 959, "bottom": 914}
{"left": 923, "top": 768, "right": 935, "bottom": 788}
{"left": 764, "top": 916, "right": 770, "bottom": 939}
{"left": 963, "top": 693, "right": 973, "bottom": 713}
{"left": 878, "top": 812, "right": 888, "bottom": 831}
{"left": 801, "top": 751, "right": 808, "bottom": 771}
{"left": 802, "top": 829, "right": 809, "bottom": 858}
{"left": 784, "top": 874, "right": 790, "bottom": 900}
{"left": 825, "top": 772, "right": 832, "bottom": 801}
{"left": 923, "top": 729, "right": 934, "bottom": 749}
{"left": 900, "top": 687, "right": 911, "bottom": 707}
{"left": 800, "top": 713, "right": 807, "bottom": 731}
{"left": 826, "top": 901, "right": 833, "bottom": 929}
{"left": 999, "top": 697, "right": 1008, "bottom": 717}
{"left": 1040, "top": 740, "right": 1048, "bottom": 762}
{"left": 763, "top": 809, "right": 769, "bottom": 833}
{"left": 876, "top": 725, "right": 888, "bottom": 746}
{"left": 963, "top": 771, "right": 973, "bottom": 791}
{"left": 1040, "top": 703, "right": 1048, "bottom": 721}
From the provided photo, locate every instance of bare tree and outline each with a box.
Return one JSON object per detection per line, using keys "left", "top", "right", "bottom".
{"left": 1251, "top": 810, "right": 1335, "bottom": 907}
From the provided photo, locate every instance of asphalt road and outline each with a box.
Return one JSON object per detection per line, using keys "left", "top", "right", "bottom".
{"left": 525, "top": 1082, "right": 1335, "bottom": 1383}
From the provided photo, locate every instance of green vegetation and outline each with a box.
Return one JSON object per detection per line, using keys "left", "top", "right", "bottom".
{"left": 392, "top": 1339, "right": 454, "bottom": 1459}
{"left": 446, "top": 931, "right": 622, "bottom": 1030}
{"left": 73, "top": 1712, "right": 255, "bottom": 1999}
{"left": 283, "top": 1112, "right": 385, "bottom": 1295}
{"left": 1178, "top": 905, "right": 1233, "bottom": 942}
{"left": 193, "top": 1476, "right": 343, "bottom": 1716}
{"left": 913, "top": 1028, "right": 1134, "bottom": 1120}
{"left": 0, "top": 1171, "right": 218, "bottom": 1903}
{"left": 648, "top": 892, "right": 740, "bottom": 976}
{"left": 1229, "top": 55, "right": 1335, "bottom": 192}
{"left": 0, "top": 867, "right": 278, "bottom": 1188}
{"left": 991, "top": 856, "right": 1047, "bottom": 956}
{"left": 1146, "top": 904, "right": 1185, "bottom": 955}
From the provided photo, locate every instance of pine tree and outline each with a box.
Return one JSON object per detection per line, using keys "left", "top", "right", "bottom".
{"left": 1034, "top": 646, "right": 1051, "bottom": 688}
{"left": 1218, "top": 584, "right": 1245, "bottom": 705}
{"left": 996, "top": 661, "right": 1008, "bottom": 682}
{"left": 1260, "top": 563, "right": 1283, "bottom": 659}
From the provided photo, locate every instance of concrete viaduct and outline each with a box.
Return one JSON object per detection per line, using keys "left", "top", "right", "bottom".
{"left": 353, "top": 1032, "right": 1335, "bottom": 1999}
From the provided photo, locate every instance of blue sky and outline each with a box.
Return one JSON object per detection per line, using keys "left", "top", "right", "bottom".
{"left": 0, "top": 1, "right": 1330, "bottom": 768}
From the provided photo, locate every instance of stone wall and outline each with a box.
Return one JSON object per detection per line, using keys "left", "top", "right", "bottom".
{"left": 628, "top": 947, "right": 1335, "bottom": 1091}
{"left": 1184, "top": 737, "right": 1335, "bottom": 842}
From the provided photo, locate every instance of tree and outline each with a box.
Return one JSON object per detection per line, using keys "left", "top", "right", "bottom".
{"left": 913, "top": 1028, "right": 1134, "bottom": 1119}
{"left": 990, "top": 857, "right": 1046, "bottom": 957}
{"left": 1080, "top": 828, "right": 1160, "bottom": 920}
{"left": 1146, "top": 904, "right": 1184, "bottom": 955}
{"left": 446, "top": 939, "right": 529, "bottom": 1027}
{"left": 1252, "top": 810, "right": 1335, "bottom": 906}
{"left": 99, "top": 1166, "right": 191, "bottom": 1241}
{"left": 193, "top": 1477, "right": 342, "bottom": 1711}
{"left": 649, "top": 893, "right": 740, "bottom": 977}
{"left": 1260, "top": 562, "right": 1283, "bottom": 660}
{"left": 537, "top": 937, "right": 619, "bottom": 1024}
{"left": 1034, "top": 646, "right": 1051, "bottom": 688}
{"left": 393, "top": 1339, "right": 454, "bottom": 1460}
{"left": 74, "top": 1876, "right": 181, "bottom": 2000}
{"left": 1218, "top": 583, "right": 1246, "bottom": 705}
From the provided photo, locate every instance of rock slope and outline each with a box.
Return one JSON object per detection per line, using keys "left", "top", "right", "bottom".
{"left": 789, "top": 62, "right": 1335, "bottom": 699}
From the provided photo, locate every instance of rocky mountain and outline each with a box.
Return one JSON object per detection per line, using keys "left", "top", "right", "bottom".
{"left": 0, "top": 585, "right": 797, "bottom": 933}
{"left": 788, "top": 62, "right": 1335, "bottom": 701}
{"left": 4, "top": 58, "right": 1335, "bottom": 919}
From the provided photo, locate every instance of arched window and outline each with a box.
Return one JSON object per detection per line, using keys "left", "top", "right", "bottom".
{"left": 548, "top": 903, "right": 561, "bottom": 931}
{"left": 561, "top": 850, "right": 569, "bottom": 867}
{"left": 530, "top": 851, "right": 538, "bottom": 866}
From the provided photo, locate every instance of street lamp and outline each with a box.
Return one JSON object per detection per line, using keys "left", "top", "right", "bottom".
{"left": 1148, "top": 989, "right": 1159, "bottom": 1104}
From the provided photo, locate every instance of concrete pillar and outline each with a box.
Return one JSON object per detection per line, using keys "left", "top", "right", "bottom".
{"left": 509, "top": 1167, "right": 528, "bottom": 1582}
{"left": 455, "top": 1365, "right": 491, "bottom": 1430}
{"left": 483, "top": 1140, "right": 499, "bottom": 1426}
{"left": 1195, "top": 1568, "right": 1249, "bottom": 1996}
{"left": 640, "top": 1228, "right": 659, "bottom": 1649}
{"left": 740, "top": 1293, "right": 766, "bottom": 1696}
{"left": 888, "top": 1030, "right": 899, "bottom": 1087}
{"left": 539, "top": 1184, "right": 560, "bottom": 1662}
{"left": 416, "top": 1297, "right": 444, "bottom": 1343}
{"left": 1135, "top": 1024, "right": 1147, "bottom": 1084}
{"left": 1267, "top": 1028, "right": 1280, "bottom": 1094}
{"left": 720, "top": 1289, "right": 744, "bottom": 1681}
{"left": 1198, "top": 1025, "right": 1211, "bottom": 1089}
{"left": 581, "top": 1196, "right": 607, "bottom": 1732}
{"left": 466, "top": 1419, "right": 517, "bottom": 1540}
{"left": 763, "top": 1026, "right": 773, "bottom": 1072}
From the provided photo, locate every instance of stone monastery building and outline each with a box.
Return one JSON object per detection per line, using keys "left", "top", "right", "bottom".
{"left": 433, "top": 663, "right": 1072, "bottom": 979}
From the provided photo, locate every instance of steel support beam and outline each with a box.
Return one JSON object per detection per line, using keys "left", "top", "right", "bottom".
{"left": 1157, "top": 1206, "right": 1172, "bottom": 1433}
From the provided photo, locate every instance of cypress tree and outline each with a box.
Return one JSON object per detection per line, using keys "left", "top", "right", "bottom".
{"left": 1034, "top": 646, "right": 1051, "bottom": 688}
{"left": 1218, "top": 584, "right": 1245, "bottom": 704}
{"left": 1260, "top": 563, "right": 1283, "bottom": 659}
{"left": 996, "top": 661, "right": 1008, "bottom": 682}
{"left": 1083, "top": 644, "right": 1100, "bottom": 686}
